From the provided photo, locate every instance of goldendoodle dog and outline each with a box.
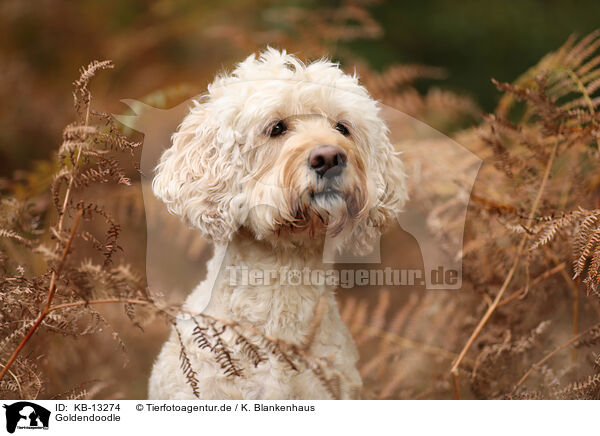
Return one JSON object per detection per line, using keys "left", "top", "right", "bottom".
{"left": 148, "top": 48, "right": 407, "bottom": 399}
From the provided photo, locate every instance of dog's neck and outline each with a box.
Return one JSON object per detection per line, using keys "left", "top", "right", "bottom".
{"left": 229, "top": 228, "right": 329, "bottom": 267}
{"left": 187, "top": 230, "right": 337, "bottom": 342}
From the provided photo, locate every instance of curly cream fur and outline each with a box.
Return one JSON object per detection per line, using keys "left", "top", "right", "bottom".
{"left": 148, "top": 48, "right": 407, "bottom": 399}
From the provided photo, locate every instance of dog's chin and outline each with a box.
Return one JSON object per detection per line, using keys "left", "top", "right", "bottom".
{"left": 279, "top": 187, "right": 364, "bottom": 238}
{"left": 311, "top": 188, "right": 345, "bottom": 209}
{"left": 312, "top": 188, "right": 346, "bottom": 216}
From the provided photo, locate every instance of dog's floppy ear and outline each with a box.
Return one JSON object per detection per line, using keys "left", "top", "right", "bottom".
{"left": 347, "top": 126, "right": 407, "bottom": 256}
{"left": 152, "top": 102, "right": 244, "bottom": 243}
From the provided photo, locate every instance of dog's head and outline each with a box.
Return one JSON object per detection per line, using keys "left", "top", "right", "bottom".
{"left": 153, "top": 48, "right": 407, "bottom": 254}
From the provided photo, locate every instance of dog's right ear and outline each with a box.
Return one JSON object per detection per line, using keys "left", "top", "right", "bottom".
{"left": 152, "top": 102, "right": 243, "bottom": 243}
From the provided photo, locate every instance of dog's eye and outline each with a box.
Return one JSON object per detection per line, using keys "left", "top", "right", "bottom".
{"left": 268, "top": 121, "right": 287, "bottom": 137}
{"left": 335, "top": 123, "right": 350, "bottom": 136}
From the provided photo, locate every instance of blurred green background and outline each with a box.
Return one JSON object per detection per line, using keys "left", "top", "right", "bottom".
{"left": 2, "top": 0, "right": 599, "bottom": 176}
{"left": 352, "top": 0, "right": 600, "bottom": 110}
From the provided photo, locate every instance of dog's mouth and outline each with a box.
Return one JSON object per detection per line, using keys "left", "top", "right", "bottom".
{"left": 311, "top": 188, "right": 343, "bottom": 200}
{"left": 283, "top": 182, "right": 367, "bottom": 238}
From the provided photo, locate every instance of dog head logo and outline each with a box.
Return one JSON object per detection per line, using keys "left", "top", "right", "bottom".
{"left": 3, "top": 402, "right": 50, "bottom": 433}
{"left": 114, "top": 49, "right": 481, "bottom": 306}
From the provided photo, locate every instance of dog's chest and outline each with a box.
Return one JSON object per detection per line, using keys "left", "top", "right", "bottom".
{"left": 226, "top": 284, "right": 324, "bottom": 343}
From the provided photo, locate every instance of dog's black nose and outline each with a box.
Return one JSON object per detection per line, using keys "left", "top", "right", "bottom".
{"left": 308, "top": 145, "right": 347, "bottom": 178}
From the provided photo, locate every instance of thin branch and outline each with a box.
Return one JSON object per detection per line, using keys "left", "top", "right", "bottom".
{"left": 449, "top": 136, "right": 560, "bottom": 392}
{"left": 56, "top": 97, "right": 89, "bottom": 233}
{"left": 497, "top": 263, "right": 566, "bottom": 307}
{"left": 452, "top": 371, "right": 460, "bottom": 400}
{"left": 47, "top": 298, "right": 154, "bottom": 314}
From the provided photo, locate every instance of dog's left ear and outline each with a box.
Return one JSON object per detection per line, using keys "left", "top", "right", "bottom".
{"left": 152, "top": 102, "right": 245, "bottom": 243}
{"left": 348, "top": 128, "right": 407, "bottom": 256}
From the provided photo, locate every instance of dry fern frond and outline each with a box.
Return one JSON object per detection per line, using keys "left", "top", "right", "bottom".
{"left": 528, "top": 208, "right": 600, "bottom": 292}
{"left": 0, "top": 60, "right": 151, "bottom": 399}
{"left": 174, "top": 322, "right": 200, "bottom": 398}
{"left": 552, "top": 372, "right": 600, "bottom": 399}
{"left": 209, "top": 322, "right": 244, "bottom": 378}
{"left": 72, "top": 60, "right": 114, "bottom": 117}
{"left": 234, "top": 331, "right": 266, "bottom": 368}
{"left": 362, "top": 64, "right": 447, "bottom": 95}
